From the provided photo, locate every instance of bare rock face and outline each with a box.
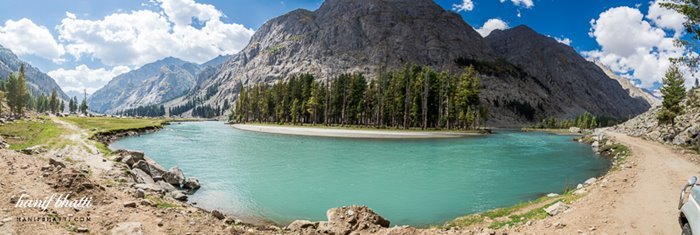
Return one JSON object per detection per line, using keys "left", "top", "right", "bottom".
{"left": 485, "top": 26, "right": 651, "bottom": 121}
{"left": 287, "top": 206, "right": 390, "bottom": 234}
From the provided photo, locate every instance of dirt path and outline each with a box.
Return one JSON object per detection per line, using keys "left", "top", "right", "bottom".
{"left": 48, "top": 116, "right": 113, "bottom": 171}
{"left": 518, "top": 131, "right": 700, "bottom": 234}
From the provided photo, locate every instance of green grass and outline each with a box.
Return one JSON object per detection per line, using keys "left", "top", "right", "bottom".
{"left": 443, "top": 188, "right": 583, "bottom": 229}
{"left": 146, "top": 195, "right": 179, "bottom": 209}
{"left": 0, "top": 117, "right": 66, "bottom": 150}
{"left": 61, "top": 117, "right": 169, "bottom": 134}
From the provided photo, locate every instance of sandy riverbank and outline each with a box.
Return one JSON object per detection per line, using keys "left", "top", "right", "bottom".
{"left": 232, "top": 124, "right": 483, "bottom": 139}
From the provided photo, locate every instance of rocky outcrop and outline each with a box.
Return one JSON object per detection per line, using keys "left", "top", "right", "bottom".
{"left": 115, "top": 149, "right": 200, "bottom": 200}
{"left": 614, "top": 89, "right": 700, "bottom": 149}
{"left": 286, "top": 206, "right": 391, "bottom": 234}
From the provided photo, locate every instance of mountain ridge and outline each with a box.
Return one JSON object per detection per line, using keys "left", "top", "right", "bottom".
{"left": 0, "top": 44, "right": 69, "bottom": 101}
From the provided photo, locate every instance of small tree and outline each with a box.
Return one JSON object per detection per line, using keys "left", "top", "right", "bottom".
{"left": 6, "top": 65, "right": 28, "bottom": 116}
{"left": 658, "top": 64, "right": 687, "bottom": 125}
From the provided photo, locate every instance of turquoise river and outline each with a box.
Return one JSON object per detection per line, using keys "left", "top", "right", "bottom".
{"left": 110, "top": 121, "right": 611, "bottom": 227}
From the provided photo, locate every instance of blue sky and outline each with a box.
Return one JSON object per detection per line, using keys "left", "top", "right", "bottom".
{"left": 0, "top": 0, "right": 693, "bottom": 94}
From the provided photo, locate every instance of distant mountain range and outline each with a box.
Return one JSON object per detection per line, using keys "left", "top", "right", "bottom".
{"left": 87, "top": 56, "right": 230, "bottom": 114}
{"left": 0, "top": 44, "right": 69, "bottom": 100}
{"left": 151, "top": 0, "right": 649, "bottom": 125}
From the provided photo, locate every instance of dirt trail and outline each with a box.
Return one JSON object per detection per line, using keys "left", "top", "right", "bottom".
{"left": 48, "top": 117, "right": 112, "bottom": 171}
{"left": 519, "top": 131, "right": 700, "bottom": 234}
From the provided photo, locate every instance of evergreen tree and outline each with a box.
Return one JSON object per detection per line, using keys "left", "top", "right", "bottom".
{"left": 79, "top": 90, "right": 88, "bottom": 115}
{"left": 49, "top": 89, "right": 59, "bottom": 113}
{"left": 6, "top": 65, "right": 28, "bottom": 116}
{"left": 661, "top": 0, "right": 700, "bottom": 75}
{"left": 658, "top": 64, "right": 686, "bottom": 125}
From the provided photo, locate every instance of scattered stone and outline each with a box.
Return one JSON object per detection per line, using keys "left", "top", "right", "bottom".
{"left": 554, "top": 222, "right": 566, "bottom": 229}
{"left": 140, "top": 199, "right": 155, "bottom": 207}
{"left": 134, "top": 189, "right": 145, "bottom": 199}
{"left": 584, "top": 177, "right": 597, "bottom": 185}
{"left": 49, "top": 158, "right": 66, "bottom": 168}
{"left": 576, "top": 184, "right": 584, "bottom": 190}
{"left": 130, "top": 168, "right": 155, "bottom": 185}
{"left": 212, "top": 210, "right": 225, "bottom": 220}
{"left": 123, "top": 201, "right": 137, "bottom": 208}
{"left": 224, "top": 218, "right": 237, "bottom": 225}
{"left": 110, "top": 222, "right": 144, "bottom": 235}
{"left": 156, "top": 181, "right": 177, "bottom": 192}
{"left": 21, "top": 145, "right": 46, "bottom": 155}
{"left": 76, "top": 227, "right": 89, "bottom": 233}
{"left": 544, "top": 202, "right": 569, "bottom": 216}
{"left": 569, "top": 127, "right": 581, "bottom": 133}
{"left": 546, "top": 193, "right": 559, "bottom": 198}
{"left": 574, "top": 189, "right": 587, "bottom": 195}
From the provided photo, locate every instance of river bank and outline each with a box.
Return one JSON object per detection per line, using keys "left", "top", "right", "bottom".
{"left": 2, "top": 116, "right": 696, "bottom": 234}
{"left": 232, "top": 124, "right": 486, "bottom": 139}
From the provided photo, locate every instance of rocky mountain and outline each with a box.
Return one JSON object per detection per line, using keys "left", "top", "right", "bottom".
{"left": 484, "top": 26, "right": 651, "bottom": 120}
{"left": 614, "top": 89, "right": 700, "bottom": 149}
{"left": 89, "top": 55, "right": 233, "bottom": 114}
{"left": 172, "top": 0, "right": 650, "bottom": 125}
{"left": 0, "top": 44, "right": 69, "bottom": 100}
{"left": 88, "top": 57, "right": 201, "bottom": 114}
{"left": 594, "top": 61, "right": 661, "bottom": 107}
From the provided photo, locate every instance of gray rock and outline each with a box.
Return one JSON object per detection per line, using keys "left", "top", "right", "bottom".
{"left": 49, "top": 158, "right": 66, "bottom": 168}
{"left": 584, "top": 177, "right": 597, "bottom": 185}
{"left": 130, "top": 169, "right": 155, "bottom": 185}
{"left": 576, "top": 184, "right": 584, "bottom": 190}
{"left": 169, "top": 191, "right": 188, "bottom": 201}
{"left": 569, "top": 127, "right": 581, "bottom": 133}
{"left": 123, "top": 201, "right": 137, "bottom": 208}
{"left": 110, "top": 222, "right": 144, "bottom": 235}
{"left": 156, "top": 181, "right": 177, "bottom": 192}
{"left": 134, "top": 189, "right": 145, "bottom": 199}
{"left": 76, "top": 227, "right": 89, "bottom": 233}
{"left": 546, "top": 193, "right": 559, "bottom": 198}
{"left": 316, "top": 206, "right": 390, "bottom": 235}
{"left": 163, "top": 166, "right": 185, "bottom": 187}
{"left": 211, "top": 210, "right": 225, "bottom": 220}
{"left": 286, "top": 220, "right": 318, "bottom": 231}
{"left": 544, "top": 202, "right": 569, "bottom": 216}
{"left": 132, "top": 160, "right": 167, "bottom": 180}
{"left": 21, "top": 145, "right": 46, "bottom": 155}
{"left": 183, "top": 178, "right": 201, "bottom": 191}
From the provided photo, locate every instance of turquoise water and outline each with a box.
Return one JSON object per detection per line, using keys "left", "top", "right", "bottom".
{"left": 111, "top": 122, "right": 610, "bottom": 227}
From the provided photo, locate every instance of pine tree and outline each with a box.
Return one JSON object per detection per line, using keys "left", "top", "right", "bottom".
{"left": 49, "top": 89, "right": 59, "bottom": 114}
{"left": 658, "top": 64, "right": 686, "bottom": 125}
{"left": 6, "top": 65, "right": 28, "bottom": 116}
{"left": 79, "top": 90, "right": 89, "bottom": 115}
{"left": 661, "top": 0, "right": 699, "bottom": 74}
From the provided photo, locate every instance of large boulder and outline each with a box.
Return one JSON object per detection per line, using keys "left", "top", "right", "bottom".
{"left": 163, "top": 166, "right": 185, "bottom": 187}
{"left": 116, "top": 150, "right": 145, "bottom": 167}
{"left": 130, "top": 168, "right": 155, "bottom": 185}
{"left": 132, "top": 160, "right": 167, "bottom": 180}
{"left": 544, "top": 202, "right": 569, "bottom": 216}
{"left": 183, "top": 178, "right": 201, "bottom": 191}
{"left": 318, "top": 206, "right": 390, "bottom": 235}
{"left": 0, "top": 136, "right": 9, "bottom": 149}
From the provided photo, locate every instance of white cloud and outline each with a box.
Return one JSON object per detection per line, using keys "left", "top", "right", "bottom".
{"left": 475, "top": 19, "right": 509, "bottom": 37}
{"left": 554, "top": 36, "right": 572, "bottom": 46}
{"left": 452, "top": 0, "right": 474, "bottom": 12}
{"left": 0, "top": 18, "right": 65, "bottom": 62}
{"left": 48, "top": 65, "right": 131, "bottom": 94}
{"left": 57, "top": 0, "right": 254, "bottom": 67}
{"left": 647, "top": 0, "right": 686, "bottom": 35}
{"left": 500, "top": 0, "right": 534, "bottom": 8}
{"left": 584, "top": 1, "right": 693, "bottom": 89}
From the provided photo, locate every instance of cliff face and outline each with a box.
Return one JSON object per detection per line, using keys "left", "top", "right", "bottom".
{"left": 0, "top": 45, "right": 69, "bottom": 100}
{"left": 485, "top": 26, "right": 651, "bottom": 120}
{"left": 167, "top": 0, "right": 651, "bottom": 125}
